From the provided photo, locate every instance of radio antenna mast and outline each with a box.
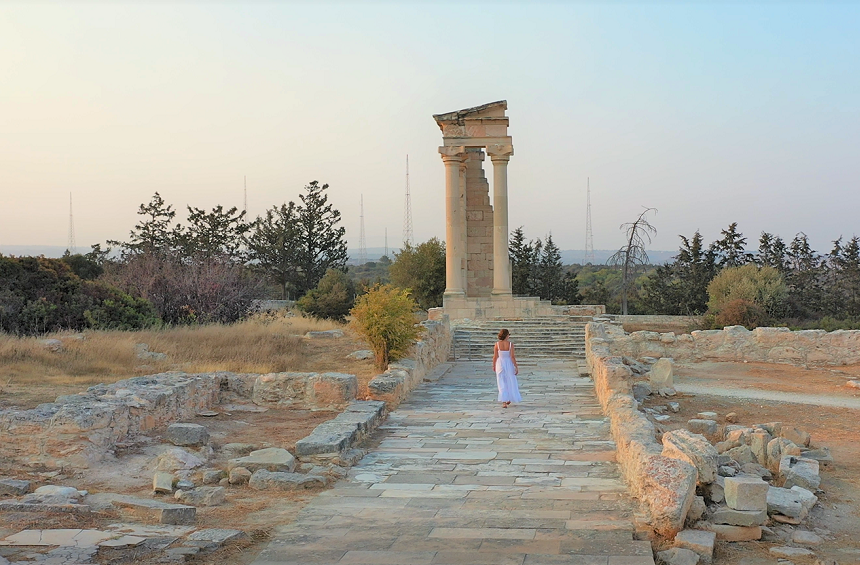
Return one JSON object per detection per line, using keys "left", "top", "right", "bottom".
{"left": 68, "top": 193, "right": 77, "bottom": 254}
{"left": 403, "top": 155, "right": 413, "bottom": 247}
{"left": 584, "top": 178, "right": 595, "bottom": 265}
{"left": 358, "top": 195, "right": 367, "bottom": 266}
{"left": 243, "top": 176, "right": 247, "bottom": 213}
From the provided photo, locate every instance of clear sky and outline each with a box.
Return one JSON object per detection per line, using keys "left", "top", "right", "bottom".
{"left": 1, "top": 1, "right": 858, "bottom": 255}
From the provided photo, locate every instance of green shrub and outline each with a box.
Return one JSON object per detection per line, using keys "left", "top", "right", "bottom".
{"left": 297, "top": 269, "right": 355, "bottom": 321}
{"left": 349, "top": 284, "right": 421, "bottom": 369}
{"left": 707, "top": 265, "right": 787, "bottom": 327}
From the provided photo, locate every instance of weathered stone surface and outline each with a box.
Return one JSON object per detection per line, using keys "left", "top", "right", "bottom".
{"left": 781, "top": 456, "right": 821, "bottom": 491}
{"left": 228, "top": 447, "right": 296, "bottom": 473}
{"left": 767, "top": 486, "right": 804, "bottom": 518}
{"left": 740, "top": 462, "right": 772, "bottom": 480}
{"left": 724, "top": 445, "right": 756, "bottom": 465}
{"left": 766, "top": 437, "right": 802, "bottom": 471}
{"left": 347, "top": 350, "right": 374, "bottom": 360}
{"left": 220, "top": 443, "right": 256, "bottom": 458}
{"left": 668, "top": 402, "right": 680, "bottom": 413}
{"left": 749, "top": 431, "right": 771, "bottom": 464}
{"left": 252, "top": 372, "right": 313, "bottom": 405}
{"left": 155, "top": 448, "right": 205, "bottom": 471}
{"left": 724, "top": 412, "right": 737, "bottom": 423}
{"left": 306, "top": 373, "right": 358, "bottom": 408}
{"left": 657, "top": 547, "right": 700, "bottom": 565}
{"left": 186, "top": 528, "right": 246, "bottom": 545}
{"left": 202, "top": 470, "right": 226, "bottom": 484}
{"left": 686, "top": 419, "right": 718, "bottom": 440}
{"left": 705, "top": 475, "right": 725, "bottom": 503}
{"left": 153, "top": 472, "right": 174, "bottom": 494}
{"left": 174, "top": 486, "right": 225, "bottom": 506}
{"left": 674, "top": 529, "right": 716, "bottom": 564}
{"left": 305, "top": 330, "right": 344, "bottom": 339}
{"left": 724, "top": 476, "right": 768, "bottom": 511}
{"left": 769, "top": 546, "right": 815, "bottom": 558}
{"left": 662, "top": 429, "right": 719, "bottom": 484}
{"left": 0, "top": 479, "right": 31, "bottom": 496}
{"left": 711, "top": 506, "right": 767, "bottom": 526}
{"left": 135, "top": 343, "right": 167, "bottom": 360}
{"left": 632, "top": 381, "right": 652, "bottom": 401}
{"left": 0, "top": 500, "right": 90, "bottom": 514}
{"left": 791, "top": 485, "right": 819, "bottom": 515}
{"left": 228, "top": 467, "right": 251, "bottom": 485}
{"left": 650, "top": 357, "right": 674, "bottom": 388}
{"left": 792, "top": 530, "right": 823, "bottom": 545}
{"left": 641, "top": 455, "right": 698, "bottom": 538}
{"left": 248, "top": 470, "right": 326, "bottom": 491}
{"left": 802, "top": 446, "right": 833, "bottom": 463}
{"left": 111, "top": 495, "right": 196, "bottom": 524}
{"left": 166, "top": 423, "right": 209, "bottom": 447}
{"left": 686, "top": 496, "right": 706, "bottom": 524}
{"left": 698, "top": 522, "right": 762, "bottom": 541}
{"left": 295, "top": 400, "right": 386, "bottom": 457}
{"left": 781, "top": 426, "right": 811, "bottom": 447}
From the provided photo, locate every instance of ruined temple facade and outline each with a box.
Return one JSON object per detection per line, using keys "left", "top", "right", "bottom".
{"left": 432, "top": 101, "right": 555, "bottom": 320}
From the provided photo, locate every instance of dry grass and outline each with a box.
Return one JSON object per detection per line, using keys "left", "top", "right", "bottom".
{"left": 0, "top": 312, "right": 353, "bottom": 386}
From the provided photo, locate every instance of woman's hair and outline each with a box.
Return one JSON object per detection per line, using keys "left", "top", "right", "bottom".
{"left": 498, "top": 328, "right": 510, "bottom": 340}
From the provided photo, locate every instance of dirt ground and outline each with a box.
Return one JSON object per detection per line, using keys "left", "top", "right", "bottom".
{"left": 643, "top": 361, "right": 860, "bottom": 565}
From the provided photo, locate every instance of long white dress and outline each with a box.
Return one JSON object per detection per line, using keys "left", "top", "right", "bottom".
{"left": 495, "top": 343, "right": 522, "bottom": 403}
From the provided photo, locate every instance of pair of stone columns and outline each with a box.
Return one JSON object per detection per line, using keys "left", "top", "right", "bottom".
{"left": 440, "top": 144, "right": 513, "bottom": 297}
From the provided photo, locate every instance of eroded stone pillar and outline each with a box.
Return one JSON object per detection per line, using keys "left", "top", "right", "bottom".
{"left": 489, "top": 144, "right": 514, "bottom": 295}
{"left": 440, "top": 146, "right": 466, "bottom": 296}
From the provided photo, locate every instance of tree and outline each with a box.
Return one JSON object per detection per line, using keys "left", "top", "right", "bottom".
{"left": 756, "top": 232, "right": 788, "bottom": 272}
{"left": 558, "top": 271, "right": 581, "bottom": 305}
{"left": 509, "top": 227, "right": 532, "bottom": 295}
{"left": 109, "top": 192, "right": 180, "bottom": 256}
{"left": 246, "top": 202, "right": 301, "bottom": 299}
{"left": 181, "top": 204, "right": 250, "bottom": 261}
{"left": 389, "top": 238, "right": 446, "bottom": 310}
{"left": 297, "top": 268, "right": 355, "bottom": 321}
{"left": 295, "top": 181, "right": 348, "bottom": 296}
{"left": 538, "top": 234, "right": 564, "bottom": 302}
{"left": 715, "top": 222, "right": 752, "bottom": 268}
{"left": 828, "top": 236, "right": 860, "bottom": 318}
{"left": 785, "top": 232, "right": 824, "bottom": 318}
{"left": 608, "top": 208, "right": 657, "bottom": 315}
{"left": 706, "top": 264, "right": 788, "bottom": 326}
{"left": 350, "top": 284, "right": 422, "bottom": 370}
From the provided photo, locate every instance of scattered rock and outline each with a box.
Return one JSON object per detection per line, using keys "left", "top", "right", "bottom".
{"left": 305, "top": 329, "right": 345, "bottom": 339}
{"left": 0, "top": 479, "right": 31, "bottom": 496}
{"left": 174, "top": 486, "right": 226, "bottom": 506}
{"left": 781, "top": 426, "right": 812, "bottom": 448}
{"left": 221, "top": 443, "right": 257, "bottom": 458}
{"left": 780, "top": 456, "right": 821, "bottom": 491}
{"left": 711, "top": 506, "right": 767, "bottom": 526}
{"left": 176, "top": 479, "right": 195, "bottom": 490}
{"left": 166, "top": 423, "right": 210, "bottom": 447}
{"left": 153, "top": 472, "right": 175, "bottom": 494}
{"left": 650, "top": 357, "right": 674, "bottom": 388}
{"left": 769, "top": 546, "right": 815, "bottom": 559}
{"left": 686, "top": 496, "right": 706, "bottom": 524}
{"left": 766, "top": 437, "right": 802, "bottom": 472}
{"left": 792, "top": 530, "right": 823, "bottom": 545}
{"left": 632, "top": 381, "right": 652, "bottom": 402}
{"left": 740, "top": 462, "right": 772, "bottom": 480}
{"left": 847, "top": 380, "right": 860, "bottom": 389}
{"left": 697, "top": 522, "right": 762, "bottom": 541}
{"left": 696, "top": 412, "right": 718, "bottom": 420}
{"left": 202, "top": 470, "right": 226, "bottom": 484}
{"left": 674, "top": 529, "right": 716, "bottom": 564}
{"left": 718, "top": 466, "right": 737, "bottom": 477}
{"left": 686, "top": 419, "right": 719, "bottom": 440}
{"left": 662, "top": 429, "right": 719, "bottom": 484}
{"left": 37, "top": 338, "right": 63, "bottom": 352}
{"left": 228, "top": 467, "right": 252, "bottom": 485}
{"left": 705, "top": 476, "right": 725, "bottom": 503}
{"left": 228, "top": 447, "right": 296, "bottom": 473}
{"left": 658, "top": 387, "right": 677, "bottom": 397}
{"left": 156, "top": 448, "right": 205, "bottom": 472}
{"left": 657, "top": 547, "right": 700, "bottom": 565}
{"left": 724, "top": 412, "right": 738, "bottom": 423}
{"left": 347, "top": 350, "right": 374, "bottom": 360}
{"left": 801, "top": 447, "right": 833, "bottom": 464}
{"left": 724, "top": 475, "right": 768, "bottom": 512}
{"left": 724, "top": 445, "right": 756, "bottom": 465}
{"left": 248, "top": 470, "right": 327, "bottom": 491}
{"left": 767, "top": 486, "right": 805, "bottom": 519}
{"left": 111, "top": 495, "right": 196, "bottom": 525}
{"left": 668, "top": 402, "right": 680, "bottom": 413}
{"left": 135, "top": 343, "right": 168, "bottom": 361}
{"left": 186, "top": 528, "right": 247, "bottom": 547}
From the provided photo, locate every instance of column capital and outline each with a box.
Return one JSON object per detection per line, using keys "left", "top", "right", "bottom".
{"left": 487, "top": 144, "right": 514, "bottom": 161}
{"left": 439, "top": 145, "right": 467, "bottom": 162}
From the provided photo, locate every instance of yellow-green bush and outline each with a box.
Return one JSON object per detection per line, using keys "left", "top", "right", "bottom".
{"left": 707, "top": 265, "right": 787, "bottom": 327}
{"left": 349, "top": 284, "right": 421, "bottom": 370}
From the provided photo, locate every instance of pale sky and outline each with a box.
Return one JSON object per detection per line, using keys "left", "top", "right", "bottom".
{"left": 1, "top": 2, "right": 858, "bottom": 255}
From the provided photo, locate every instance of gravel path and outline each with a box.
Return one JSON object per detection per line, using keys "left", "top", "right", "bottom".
{"left": 674, "top": 383, "right": 860, "bottom": 409}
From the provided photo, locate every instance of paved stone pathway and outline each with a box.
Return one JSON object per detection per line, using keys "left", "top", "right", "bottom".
{"left": 254, "top": 361, "right": 654, "bottom": 565}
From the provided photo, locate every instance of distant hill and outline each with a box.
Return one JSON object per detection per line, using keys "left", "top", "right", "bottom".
{"left": 0, "top": 245, "right": 74, "bottom": 258}
{"left": 346, "top": 247, "right": 676, "bottom": 266}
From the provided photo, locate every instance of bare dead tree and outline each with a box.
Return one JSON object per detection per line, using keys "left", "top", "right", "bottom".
{"left": 608, "top": 207, "right": 657, "bottom": 315}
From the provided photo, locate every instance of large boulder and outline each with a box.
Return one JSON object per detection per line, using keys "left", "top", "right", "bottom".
{"left": 650, "top": 358, "right": 674, "bottom": 388}
{"left": 780, "top": 456, "right": 821, "bottom": 491}
{"left": 662, "top": 429, "right": 719, "bottom": 484}
{"left": 640, "top": 455, "right": 698, "bottom": 537}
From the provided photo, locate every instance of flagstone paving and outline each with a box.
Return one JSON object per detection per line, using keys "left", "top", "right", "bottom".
{"left": 254, "top": 361, "right": 654, "bottom": 565}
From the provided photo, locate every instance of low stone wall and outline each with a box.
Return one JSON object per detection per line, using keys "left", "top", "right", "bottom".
{"left": 586, "top": 323, "right": 697, "bottom": 538}
{"left": 606, "top": 325, "right": 860, "bottom": 366}
{"left": 605, "top": 315, "right": 703, "bottom": 334}
{"left": 368, "top": 318, "right": 452, "bottom": 407}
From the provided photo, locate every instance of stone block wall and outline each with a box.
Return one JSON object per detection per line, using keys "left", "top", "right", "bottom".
{"left": 605, "top": 315, "right": 703, "bottom": 334}
{"left": 604, "top": 325, "right": 860, "bottom": 366}
{"left": 464, "top": 149, "right": 494, "bottom": 297}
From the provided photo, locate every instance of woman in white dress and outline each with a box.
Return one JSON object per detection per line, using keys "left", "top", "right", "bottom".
{"left": 493, "top": 328, "right": 521, "bottom": 408}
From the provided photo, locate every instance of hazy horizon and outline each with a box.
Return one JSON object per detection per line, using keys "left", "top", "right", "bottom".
{"left": 2, "top": 2, "right": 858, "bottom": 255}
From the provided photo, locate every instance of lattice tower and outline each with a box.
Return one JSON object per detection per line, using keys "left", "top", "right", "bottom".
{"left": 358, "top": 194, "right": 367, "bottom": 266}
{"left": 584, "top": 178, "right": 595, "bottom": 265}
{"left": 68, "top": 192, "right": 76, "bottom": 254}
{"left": 403, "top": 154, "right": 413, "bottom": 247}
{"left": 244, "top": 175, "right": 247, "bottom": 213}
{"left": 384, "top": 227, "right": 388, "bottom": 259}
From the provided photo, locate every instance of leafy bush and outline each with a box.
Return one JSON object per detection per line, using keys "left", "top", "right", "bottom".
{"left": 707, "top": 264, "right": 787, "bottom": 326}
{"left": 349, "top": 284, "right": 421, "bottom": 370}
{"left": 0, "top": 255, "right": 158, "bottom": 335}
{"left": 714, "top": 298, "right": 768, "bottom": 329}
{"left": 297, "top": 269, "right": 355, "bottom": 321}
{"left": 389, "top": 239, "right": 446, "bottom": 310}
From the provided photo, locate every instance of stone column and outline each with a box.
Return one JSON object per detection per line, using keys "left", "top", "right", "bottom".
{"left": 440, "top": 146, "right": 466, "bottom": 296}
{"left": 489, "top": 144, "right": 514, "bottom": 295}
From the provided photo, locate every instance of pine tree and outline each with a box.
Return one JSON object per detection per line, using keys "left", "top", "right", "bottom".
{"left": 538, "top": 234, "right": 563, "bottom": 301}
{"left": 295, "top": 181, "right": 349, "bottom": 296}
{"left": 715, "top": 222, "right": 751, "bottom": 267}
{"left": 247, "top": 202, "right": 301, "bottom": 299}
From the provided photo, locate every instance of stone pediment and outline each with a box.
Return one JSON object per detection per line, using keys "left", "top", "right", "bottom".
{"left": 434, "top": 100, "right": 510, "bottom": 144}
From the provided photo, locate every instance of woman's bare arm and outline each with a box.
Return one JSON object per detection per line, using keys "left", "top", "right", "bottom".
{"left": 492, "top": 342, "right": 499, "bottom": 369}
{"left": 510, "top": 343, "right": 519, "bottom": 374}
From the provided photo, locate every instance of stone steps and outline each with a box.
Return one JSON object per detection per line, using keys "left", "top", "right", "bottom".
{"left": 451, "top": 316, "right": 590, "bottom": 361}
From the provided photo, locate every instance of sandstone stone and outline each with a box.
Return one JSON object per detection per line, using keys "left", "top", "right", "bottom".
{"left": 714, "top": 441, "right": 737, "bottom": 454}
{"left": 711, "top": 506, "right": 767, "bottom": 526}
{"left": 792, "top": 530, "right": 823, "bottom": 545}
{"left": 657, "top": 547, "right": 700, "bottom": 565}
{"left": 662, "top": 429, "right": 719, "bottom": 484}
{"left": 686, "top": 496, "right": 706, "bottom": 524}
{"left": 228, "top": 447, "right": 296, "bottom": 473}
{"left": 766, "top": 437, "right": 802, "bottom": 471}
{"left": 155, "top": 448, "right": 205, "bottom": 471}
{"left": 759, "top": 422, "right": 783, "bottom": 436}
{"left": 174, "top": 486, "right": 225, "bottom": 506}
{"left": 248, "top": 469, "right": 327, "bottom": 491}
{"left": 724, "top": 412, "right": 738, "bottom": 423}
{"left": 801, "top": 447, "right": 833, "bottom": 464}
{"left": 769, "top": 546, "right": 815, "bottom": 559}
{"left": 718, "top": 466, "right": 736, "bottom": 477}
{"left": 767, "top": 486, "right": 804, "bottom": 518}
{"left": 749, "top": 431, "right": 772, "bottom": 465}
{"left": 724, "top": 445, "right": 756, "bottom": 465}
{"left": 640, "top": 455, "right": 698, "bottom": 537}
{"left": 780, "top": 456, "right": 821, "bottom": 491}
{"left": 176, "top": 479, "right": 194, "bottom": 490}
{"left": 228, "top": 467, "right": 252, "bottom": 485}
{"left": 153, "top": 472, "right": 174, "bottom": 494}
{"left": 166, "top": 423, "right": 209, "bottom": 447}
{"left": 790, "top": 485, "right": 818, "bottom": 515}
{"left": 674, "top": 529, "right": 716, "bottom": 564}
{"left": 111, "top": 496, "right": 196, "bottom": 525}
{"left": 705, "top": 476, "right": 725, "bottom": 503}
{"left": 686, "top": 419, "right": 719, "bottom": 441}
{"left": 698, "top": 522, "right": 762, "bottom": 541}
{"left": 847, "top": 380, "right": 860, "bottom": 389}
{"left": 724, "top": 475, "right": 768, "bottom": 511}
{"left": 0, "top": 479, "right": 31, "bottom": 496}
{"left": 220, "top": 443, "right": 256, "bottom": 458}
{"left": 650, "top": 357, "right": 674, "bottom": 388}
{"left": 724, "top": 427, "right": 751, "bottom": 444}
{"left": 202, "top": 470, "right": 226, "bottom": 484}
{"left": 781, "top": 426, "right": 812, "bottom": 447}
{"left": 306, "top": 372, "right": 358, "bottom": 408}
{"left": 696, "top": 412, "right": 717, "bottom": 419}
{"left": 740, "top": 462, "right": 772, "bottom": 480}
{"left": 252, "top": 372, "right": 313, "bottom": 405}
